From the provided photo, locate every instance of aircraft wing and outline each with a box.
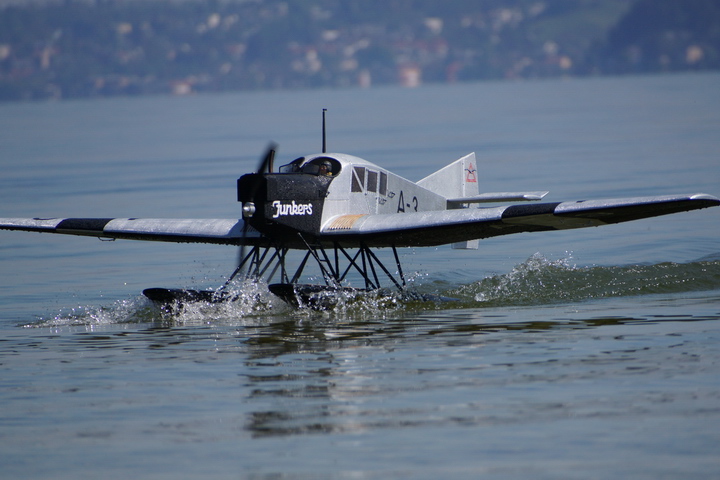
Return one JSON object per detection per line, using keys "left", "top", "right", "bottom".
{"left": 2, "top": 194, "right": 718, "bottom": 249}
{"left": 322, "top": 193, "right": 720, "bottom": 248}
{"left": 0, "top": 217, "right": 262, "bottom": 246}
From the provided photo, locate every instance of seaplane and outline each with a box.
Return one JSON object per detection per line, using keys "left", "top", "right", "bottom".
{"left": 2, "top": 111, "right": 719, "bottom": 309}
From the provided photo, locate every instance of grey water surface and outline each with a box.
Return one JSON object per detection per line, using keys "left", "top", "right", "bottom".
{"left": 1, "top": 73, "right": 719, "bottom": 479}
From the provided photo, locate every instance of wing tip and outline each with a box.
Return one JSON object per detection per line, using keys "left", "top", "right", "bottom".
{"left": 689, "top": 193, "right": 720, "bottom": 204}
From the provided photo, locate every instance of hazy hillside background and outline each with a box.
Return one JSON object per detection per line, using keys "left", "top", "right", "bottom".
{"left": 0, "top": 0, "right": 718, "bottom": 101}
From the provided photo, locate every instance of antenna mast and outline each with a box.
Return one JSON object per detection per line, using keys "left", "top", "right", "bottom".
{"left": 322, "top": 108, "right": 327, "bottom": 153}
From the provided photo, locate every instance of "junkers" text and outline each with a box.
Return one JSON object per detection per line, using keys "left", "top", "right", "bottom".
{"left": 272, "top": 200, "right": 313, "bottom": 218}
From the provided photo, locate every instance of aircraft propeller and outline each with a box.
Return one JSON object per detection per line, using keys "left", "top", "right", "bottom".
{"left": 239, "top": 142, "right": 276, "bottom": 259}
{"left": 241, "top": 142, "right": 276, "bottom": 220}
{"left": 217, "top": 142, "right": 277, "bottom": 293}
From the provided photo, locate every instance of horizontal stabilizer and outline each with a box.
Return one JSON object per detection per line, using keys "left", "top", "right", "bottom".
{"left": 447, "top": 191, "right": 548, "bottom": 206}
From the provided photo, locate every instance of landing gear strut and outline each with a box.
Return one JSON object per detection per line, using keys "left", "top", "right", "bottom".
{"left": 215, "top": 235, "right": 408, "bottom": 307}
{"left": 144, "top": 239, "right": 453, "bottom": 309}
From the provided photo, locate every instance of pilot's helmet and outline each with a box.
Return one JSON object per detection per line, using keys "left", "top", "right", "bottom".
{"left": 319, "top": 160, "right": 333, "bottom": 175}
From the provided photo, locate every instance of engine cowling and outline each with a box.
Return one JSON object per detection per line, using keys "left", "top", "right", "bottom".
{"left": 237, "top": 173, "right": 333, "bottom": 237}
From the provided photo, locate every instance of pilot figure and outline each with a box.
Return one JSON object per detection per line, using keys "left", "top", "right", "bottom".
{"left": 318, "top": 160, "right": 333, "bottom": 176}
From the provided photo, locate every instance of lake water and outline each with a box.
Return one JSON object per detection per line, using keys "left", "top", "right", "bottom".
{"left": 1, "top": 73, "right": 719, "bottom": 479}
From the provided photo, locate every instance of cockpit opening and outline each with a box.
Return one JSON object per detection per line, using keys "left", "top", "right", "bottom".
{"left": 278, "top": 156, "right": 341, "bottom": 177}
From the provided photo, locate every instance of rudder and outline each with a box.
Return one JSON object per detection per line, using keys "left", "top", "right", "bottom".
{"left": 417, "top": 153, "right": 480, "bottom": 249}
{"left": 417, "top": 153, "right": 478, "bottom": 199}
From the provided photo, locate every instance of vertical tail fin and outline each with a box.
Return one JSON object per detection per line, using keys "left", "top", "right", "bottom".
{"left": 417, "top": 153, "right": 479, "bottom": 249}
{"left": 417, "top": 152, "right": 478, "bottom": 199}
